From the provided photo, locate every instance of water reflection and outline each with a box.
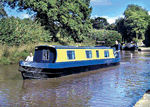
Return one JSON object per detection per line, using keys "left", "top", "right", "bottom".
{"left": 20, "top": 78, "right": 93, "bottom": 107}
{"left": 0, "top": 51, "right": 150, "bottom": 106}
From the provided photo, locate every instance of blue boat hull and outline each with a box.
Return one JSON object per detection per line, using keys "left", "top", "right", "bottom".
{"left": 19, "top": 57, "right": 121, "bottom": 79}
{"left": 20, "top": 62, "right": 120, "bottom": 79}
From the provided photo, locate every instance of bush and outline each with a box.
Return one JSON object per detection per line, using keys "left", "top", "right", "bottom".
{"left": 0, "top": 17, "right": 52, "bottom": 46}
{"left": 89, "top": 29, "right": 122, "bottom": 46}
{"left": 132, "top": 38, "right": 139, "bottom": 43}
{"left": 0, "top": 57, "right": 11, "bottom": 65}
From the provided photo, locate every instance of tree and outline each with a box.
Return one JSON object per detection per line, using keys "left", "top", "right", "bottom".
{"left": 115, "top": 17, "right": 128, "bottom": 42}
{"left": 0, "top": 16, "right": 51, "bottom": 46}
{"left": 124, "top": 4, "right": 149, "bottom": 40}
{"left": 90, "top": 29, "right": 122, "bottom": 46}
{"left": 144, "top": 15, "right": 150, "bottom": 46}
{"left": 5, "top": 0, "right": 92, "bottom": 42}
{"left": 91, "top": 17, "right": 109, "bottom": 29}
{"left": 106, "top": 23, "right": 116, "bottom": 30}
{"left": 0, "top": 2, "right": 7, "bottom": 18}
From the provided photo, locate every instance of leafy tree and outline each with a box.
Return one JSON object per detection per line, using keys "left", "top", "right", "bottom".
{"left": 106, "top": 23, "right": 116, "bottom": 30}
{"left": 91, "top": 17, "right": 109, "bottom": 29}
{"left": 124, "top": 4, "right": 149, "bottom": 40}
{"left": 0, "top": 16, "right": 51, "bottom": 46}
{"left": 0, "top": 2, "right": 7, "bottom": 18}
{"left": 115, "top": 17, "right": 128, "bottom": 42}
{"left": 115, "top": 18, "right": 125, "bottom": 33}
{"left": 144, "top": 15, "right": 150, "bottom": 46}
{"left": 5, "top": 0, "right": 92, "bottom": 42}
{"left": 90, "top": 29, "right": 122, "bottom": 46}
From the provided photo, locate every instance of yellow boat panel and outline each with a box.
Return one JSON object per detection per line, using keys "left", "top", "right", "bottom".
{"left": 56, "top": 49, "right": 115, "bottom": 62}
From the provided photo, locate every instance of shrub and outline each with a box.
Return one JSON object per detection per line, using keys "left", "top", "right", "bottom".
{"left": 132, "top": 38, "right": 139, "bottom": 43}
{"left": 90, "top": 29, "right": 122, "bottom": 46}
{"left": 0, "top": 17, "right": 52, "bottom": 46}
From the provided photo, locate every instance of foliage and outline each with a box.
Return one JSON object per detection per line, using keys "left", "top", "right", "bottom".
{"left": 132, "top": 38, "right": 139, "bottom": 43}
{"left": 91, "top": 17, "right": 109, "bottom": 29}
{"left": 124, "top": 4, "right": 149, "bottom": 40}
{"left": 5, "top": 0, "right": 93, "bottom": 42}
{"left": 144, "top": 15, "right": 150, "bottom": 46}
{"left": 0, "top": 44, "right": 35, "bottom": 65}
{"left": 145, "top": 24, "right": 150, "bottom": 46}
{"left": 0, "top": 16, "right": 51, "bottom": 46}
{"left": 115, "top": 17, "right": 128, "bottom": 42}
{"left": 0, "top": 2, "right": 7, "bottom": 18}
{"left": 106, "top": 23, "right": 116, "bottom": 30}
{"left": 0, "top": 40, "right": 97, "bottom": 65}
{"left": 114, "top": 4, "right": 150, "bottom": 43}
{"left": 90, "top": 29, "right": 122, "bottom": 46}
{"left": 115, "top": 18, "right": 125, "bottom": 34}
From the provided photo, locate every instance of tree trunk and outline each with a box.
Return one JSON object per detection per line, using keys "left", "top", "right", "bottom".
{"left": 142, "top": 33, "right": 145, "bottom": 40}
{"left": 136, "top": 33, "right": 138, "bottom": 39}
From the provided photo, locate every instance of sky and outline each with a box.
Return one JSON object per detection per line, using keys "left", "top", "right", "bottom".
{"left": 4, "top": 0, "right": 150, "bottom": 24}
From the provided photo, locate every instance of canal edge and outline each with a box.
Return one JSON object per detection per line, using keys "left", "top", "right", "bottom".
{"left": 134, "top": 90, "right": 150, "bottom": 107}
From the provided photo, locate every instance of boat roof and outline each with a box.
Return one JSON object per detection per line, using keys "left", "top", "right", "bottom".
{"left": 35, "top": 45, "right": 112, "bottom": 49}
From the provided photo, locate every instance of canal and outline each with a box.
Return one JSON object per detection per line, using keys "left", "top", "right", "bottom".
{"left": 0, "top": 51, "right": 150, "bottom": 107}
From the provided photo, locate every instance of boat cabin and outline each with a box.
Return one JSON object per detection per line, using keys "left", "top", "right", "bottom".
{"left": 33, "top": 45, "right": 115, "bottom": 63}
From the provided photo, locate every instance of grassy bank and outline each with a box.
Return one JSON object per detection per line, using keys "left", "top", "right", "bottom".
{"left": 138, "top": 46, "right": 150, "bottom": 51}
{"left": 0, "top": 40, "right": 96, "bottom": 65}
{"left": 138, "top": 47, "right": 150, "bottom": 49}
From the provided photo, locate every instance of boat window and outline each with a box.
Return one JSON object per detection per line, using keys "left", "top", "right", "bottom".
{"left": 67, "top": 51, "right": 75, "bottom": 60}
{"left": 86, "top": 50, "right": 92, "bottom": 58}
{"left": 96, "top": 50, "right": 99, "bottom": 58}
{"left": 43, "top": 50, "right": 50, "bottom": 60}
{"left": 104, "top": 50, "right": 109, "bottom": 57}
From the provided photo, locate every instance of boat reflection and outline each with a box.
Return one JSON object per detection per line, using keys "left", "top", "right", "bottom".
{"left": 20, "top": 77, "right": 93, "bottom": 107}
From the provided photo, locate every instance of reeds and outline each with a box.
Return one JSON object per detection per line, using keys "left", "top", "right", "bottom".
{"left": 0, "top": 40, "right": 96, "bottom": 65}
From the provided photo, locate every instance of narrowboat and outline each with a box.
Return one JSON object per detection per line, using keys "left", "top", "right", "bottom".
{"left": 19, "top": 45, "right": 121, "bottom": 79}
{"left": 122, "top": 43, "right": 138, "bottom": 51}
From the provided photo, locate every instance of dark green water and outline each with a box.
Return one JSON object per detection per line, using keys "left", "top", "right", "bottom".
{"left": 0, "top": 51, "right": 150, "bottom": 107}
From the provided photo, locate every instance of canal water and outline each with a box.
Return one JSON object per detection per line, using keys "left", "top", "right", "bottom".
{"left": 0, "top": 51, "right": 150, "bottom": 107}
